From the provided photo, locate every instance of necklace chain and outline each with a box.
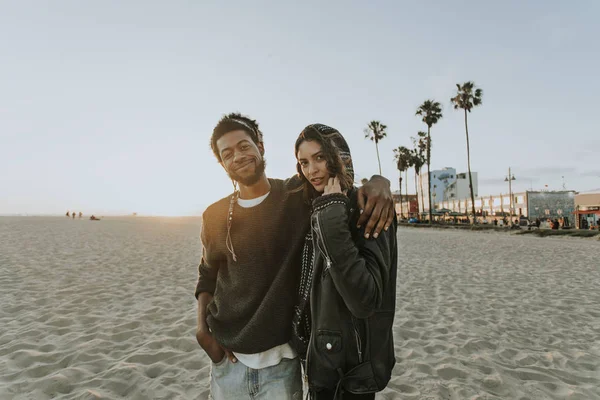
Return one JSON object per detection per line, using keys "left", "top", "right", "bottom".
{"left": 226, "top": 191, "right": 239, "bottom": 262}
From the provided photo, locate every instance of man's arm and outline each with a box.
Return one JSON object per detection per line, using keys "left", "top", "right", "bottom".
{"left": 356, "top": 175, "right": 395, "bottom": 239}
{"left": 196, "top": 292, "right": 228, "bottom": 363}
{"left": 194, "top": 222, "right": 237, "bottom": 363}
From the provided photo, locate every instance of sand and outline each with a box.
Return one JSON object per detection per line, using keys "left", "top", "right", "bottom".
{"left": 1, "top": 217, "right": 599, "bottom": 399}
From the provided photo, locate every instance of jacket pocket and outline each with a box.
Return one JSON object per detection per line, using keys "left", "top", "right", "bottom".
{"left": 316, "top": 330, "right": 342, "bottom": 354}
{"left": 309, "top": 330, "right": 344, "bottom": 390}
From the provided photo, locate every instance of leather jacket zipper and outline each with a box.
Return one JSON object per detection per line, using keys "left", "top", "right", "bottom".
{"left": 352, "top": 317, "right": 363, "bottom": 363}
{"left": 314, "top": 212, "right": 333, "bottom": 273}
{"left": 305, "top": 335, "right": 312, "bottom": 384}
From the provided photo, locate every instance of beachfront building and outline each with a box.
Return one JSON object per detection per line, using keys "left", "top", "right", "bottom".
{"left": 574, "top": 192, "right": 600, "bottom": 229}
{"left": 419, "top": 167, "right": 478, "bottom": 211}
{"left": 436, "top": 190, "right": 576, "bottom": 222}
{"left": 443, "top": 172, "right": 479, "bottom": 202}
{"left": 527, "top": 191, "right": 576, "bottom": 221}
{"left": 394, "top": 193, "right": 418, "bottom": 218}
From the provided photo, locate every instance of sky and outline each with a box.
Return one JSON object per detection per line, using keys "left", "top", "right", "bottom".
{"left": 1, "top": 0, "right": 599, "bottom": 216}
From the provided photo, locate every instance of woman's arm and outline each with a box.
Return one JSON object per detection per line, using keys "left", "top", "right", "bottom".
{"left": 311, "top": 193, "right": 396, "bottom": 319}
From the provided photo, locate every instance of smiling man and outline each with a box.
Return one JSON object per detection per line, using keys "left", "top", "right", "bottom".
{"left": 195, "top": 113, "right": 394, "bottom": 400}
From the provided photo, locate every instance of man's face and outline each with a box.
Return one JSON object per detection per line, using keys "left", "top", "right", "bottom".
{"left": 216, "top": 130, "right": 265, "bottom": 186}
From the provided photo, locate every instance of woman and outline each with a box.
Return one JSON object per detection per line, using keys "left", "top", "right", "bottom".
{"left": 291, "top": 124, "right": 398, "bottom": 400}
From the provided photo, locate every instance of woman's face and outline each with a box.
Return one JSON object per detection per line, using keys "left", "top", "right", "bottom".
{"left": 297, "top": 140, "right": 331, "bottom": 193}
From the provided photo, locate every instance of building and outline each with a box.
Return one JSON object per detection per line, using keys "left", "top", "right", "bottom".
{"left": 443, "top": 172, "right": 479, "bottom": 203}
{"left": 420, "top": 168, "right": 478, "bottom": 211}
{"left": 574, "top": 192, "right": 600, "bottom": 229}
{"left": 436, "top": 190, "right": 576, "bottom": 221}
{"left": 527, "top": 191, "right": 576, "bottom": 221}
{"left": 426, "top": 168, "right": 457, "bottom": 203}
{"left": 394, "top": 193, "right": 418, "bottom": 218}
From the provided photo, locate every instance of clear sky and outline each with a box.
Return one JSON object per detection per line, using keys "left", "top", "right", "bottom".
{"left": 1, "top": 1, "right": 599, "bottom": 216}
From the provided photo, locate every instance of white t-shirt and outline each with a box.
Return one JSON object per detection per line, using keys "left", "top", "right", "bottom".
{"left": 233, "top": 191, "right": 297, "bottom": 369}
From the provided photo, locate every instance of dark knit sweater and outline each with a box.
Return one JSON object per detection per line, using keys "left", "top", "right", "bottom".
{"left": 195, "top": 178, "right": 309, "bottom": 354}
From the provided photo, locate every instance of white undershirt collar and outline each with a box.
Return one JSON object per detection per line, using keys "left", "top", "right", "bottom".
{"left": 237, "top": 191, "right": 270, "bottom": 208}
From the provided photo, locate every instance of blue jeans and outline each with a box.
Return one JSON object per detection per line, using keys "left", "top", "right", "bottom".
{"left": 209, "top": 356, "right": 303, "bottom": 400}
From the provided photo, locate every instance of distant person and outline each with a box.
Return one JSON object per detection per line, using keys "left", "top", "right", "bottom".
{"left": 66, "top": 211, "right": 70, "bottom": 217}
{"left": 72, "top": 212, "right": 75, "bottom": 219}
{"left": 535, "top": 218, "right": 541, "bottom": 228}
{"left": 493, "top": 219, "right": 498, "bottom": 226}
{"left": 79, "top": 212, "right": 82, "bottom": 218}
{"left": 292, "top": 124, "right": 397, "bottom": 399}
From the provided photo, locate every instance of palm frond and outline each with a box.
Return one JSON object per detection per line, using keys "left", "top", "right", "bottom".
{"left": 416, "top": 99, "right": 443, "bottom": 127}
{"left": 452, "top": 81, "right": 484, "bottom": 111}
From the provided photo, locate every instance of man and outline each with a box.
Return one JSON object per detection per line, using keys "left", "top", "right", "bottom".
{"left": 195, "top": 113, "right": 394, "bottom": 399}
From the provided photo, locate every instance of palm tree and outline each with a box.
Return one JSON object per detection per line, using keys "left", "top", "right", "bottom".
{"left": 411, "top": 134, "right": 427, "bottom": 217}
{"left": 451, "top": 82, "right": 483, "bottom": 223}
{"left": 394, "top": 146, "right": 411, "bottom": 219}
{"left": 412, "top": 152, "right": 421, "bottom": 215}
{"left": 416, "top": 100, "right": 443, "bottom": 223}
{"left": 364, "top": 121, "right": 387, "bottom": 175}
{"left": 404, "top": 150, "right": 415, "bottom": 217}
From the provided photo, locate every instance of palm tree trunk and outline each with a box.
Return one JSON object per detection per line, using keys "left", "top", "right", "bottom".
{"left": 419, "top": 172, "right": 425, "bottom": 218}
{"left": 427, "top": 126, "right": 433, "bottom": 224}
{"left": 464, "top": 109, "right": 476, "bottom": 224}
{"left": 375, "top": 140, "right": 382, "bottom": 175}
{"left": 414, "top": 170, "right": 420, "bottom": 216}
{"left": 405, "top": 170, "right": 409, "bottom": 217}
{"left": 398, "top": 175, "right": 403, "bottom": 219}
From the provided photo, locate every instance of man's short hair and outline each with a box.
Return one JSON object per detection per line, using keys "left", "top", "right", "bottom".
{"left": 211, "top": 113, "right": 263, "bottom": 162}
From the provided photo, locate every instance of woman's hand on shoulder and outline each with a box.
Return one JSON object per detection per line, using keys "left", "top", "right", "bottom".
{"left": 323, "top": 176, "right": 345, "bottom": 196}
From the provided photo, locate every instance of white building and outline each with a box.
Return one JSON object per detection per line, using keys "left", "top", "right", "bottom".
{"left": 420, "top": 168, "right": 478, "bottom": 211}
{"left": 419, "top": 167, "right": 455, "bottom": 211}
{"left": 444, "top": 172, "right": 479, "bottom": 202}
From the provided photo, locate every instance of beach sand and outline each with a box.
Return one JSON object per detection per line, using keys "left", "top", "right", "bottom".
{"left": 1, "top": 217, "right": 599, "bottom": 399}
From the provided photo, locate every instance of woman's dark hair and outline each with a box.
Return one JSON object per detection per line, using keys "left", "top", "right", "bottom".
{"left": 294, "top": 126, "right": 354, "bottom": 203}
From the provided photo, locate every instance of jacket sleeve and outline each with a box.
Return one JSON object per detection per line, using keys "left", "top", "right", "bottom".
{"left": 311, "top": 193, "right": 394, "bottom": 319}
{"left": 194, "top": 217, "right": 218, "bottom": 299}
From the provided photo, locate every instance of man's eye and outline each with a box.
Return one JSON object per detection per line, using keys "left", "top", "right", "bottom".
{"left": 241, "top": 145, "right": 250, "bottom": 151}
{"left": 300, "top": 161, "right": 308, "bottom": 167}
{"left": 222, "top": 153, "right": 232, "bottom": 160}
{"left": 316, "top": 155, "right": 324, "bottom": 161}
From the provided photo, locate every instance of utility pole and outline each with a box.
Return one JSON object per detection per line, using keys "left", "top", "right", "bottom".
{"left": 505, "top": 167, "right": 516, "bottom": 226}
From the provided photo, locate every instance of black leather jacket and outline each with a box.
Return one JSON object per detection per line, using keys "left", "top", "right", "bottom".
{"left": 293, "top": 189, "right": 398, "bottom": 397}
